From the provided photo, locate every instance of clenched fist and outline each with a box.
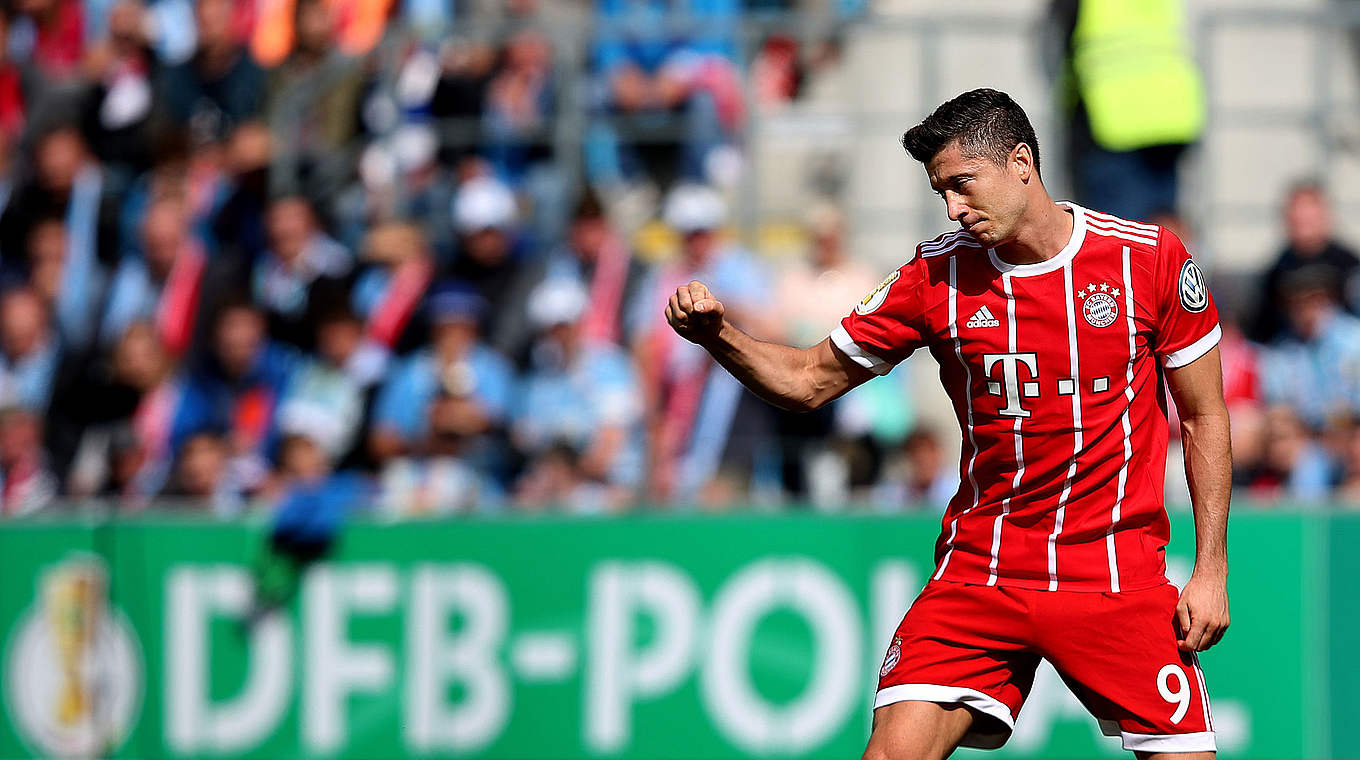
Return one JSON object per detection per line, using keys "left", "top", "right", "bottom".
{"left": 666, "top": 280, "right": 725, "bottom": 343}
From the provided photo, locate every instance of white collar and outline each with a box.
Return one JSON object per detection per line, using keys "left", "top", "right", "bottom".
{"left": 987, "top": 201, "right": 1086, "bottom": 277}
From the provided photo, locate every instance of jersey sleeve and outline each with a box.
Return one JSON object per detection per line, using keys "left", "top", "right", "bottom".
{"left": 1152, "top": 229, "right": 1222, "bottom": 368}
{"left": 829, "top": 259, "right": 928, "bottom": 375}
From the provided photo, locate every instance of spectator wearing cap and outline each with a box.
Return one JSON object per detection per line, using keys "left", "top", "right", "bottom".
{"left": 170, "top": 299, "right": 298, "bottom": 494}
{"left": 372, "top": 284, "right": 514, "bottom": 515}
{"left": 512, "top": 278, "right": 644, "bottom": 507}
{"left": 1260, "top": 267, "right": 1360, "bottom": 430}
{"left": 448, "top": 174, "right": 534, "bottom": 355}
{"left": 368, "top": 282, "right": 514, "bottom": 467}
{"left": 252, "top": 195, "right": 354, "bottom": 351}
{"left": 102, "top": 195, "right": 208, "bottom": 357}
{"left": 1251, "top": 181, "right": 1360, "bottom": 343}
{"left": 631, "top": 183, "right": 775, "bottom": 502}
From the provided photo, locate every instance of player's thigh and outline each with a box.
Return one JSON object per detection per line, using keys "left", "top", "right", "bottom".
{"left": 875, "top": 582, "right": 1041, "bottom": 751}
{"left": 862, "top": 700, "right": 974, "bottom": 760}
{"left": 1040, "top": 584, "right": 1216, "bottom": 754}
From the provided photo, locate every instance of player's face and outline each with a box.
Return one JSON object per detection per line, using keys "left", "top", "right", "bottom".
{"left": 925, "top": 141, "right": 1027, "bottom": 246}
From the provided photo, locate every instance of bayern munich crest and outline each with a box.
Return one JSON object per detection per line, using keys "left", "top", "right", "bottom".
{"left": 1076, "top": 281, "right": 1120, "bottom": 328}
{"left": 880, "top": 637, "right": 902, "bottom": 677}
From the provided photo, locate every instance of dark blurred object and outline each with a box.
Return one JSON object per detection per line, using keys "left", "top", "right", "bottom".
{"left": 251, "top": 433, "right": 371, "bottom": 617}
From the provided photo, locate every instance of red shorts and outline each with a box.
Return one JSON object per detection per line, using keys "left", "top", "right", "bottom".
{"left": 875, "top": 580, "right": 1215, "bottom": 753}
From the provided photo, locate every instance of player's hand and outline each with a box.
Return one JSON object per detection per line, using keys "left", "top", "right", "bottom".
{"left": 665, "top": 280, "right": 725, "bottom": 344}
{"left": 1175, "top": 570, "right": 1229, "bottom": 652}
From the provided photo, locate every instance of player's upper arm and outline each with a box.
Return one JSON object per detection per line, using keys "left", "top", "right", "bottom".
{"left": 1153, "top": 229, "right": 1222, "bottom": 369}
{"left": 1164, "top": 344, "right": 1228, "bottom": 420}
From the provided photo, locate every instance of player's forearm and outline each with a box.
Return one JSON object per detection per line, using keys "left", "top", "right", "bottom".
{"left": 1180, "top": 410, "right": 1232, "bottom": 576}
{"left": 698, "top": 320, "right": 826, "bottom": 411}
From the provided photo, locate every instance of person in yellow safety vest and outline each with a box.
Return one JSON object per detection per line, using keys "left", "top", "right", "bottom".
{"left": 1051, "top": 0, "right": 1205, "bottom": 223}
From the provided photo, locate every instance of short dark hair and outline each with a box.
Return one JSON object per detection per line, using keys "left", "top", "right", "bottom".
{"left": 901, "top": 88, "right": 1040, "bottom": 176}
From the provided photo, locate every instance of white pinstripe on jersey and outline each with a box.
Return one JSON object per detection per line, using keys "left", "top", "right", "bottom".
{"left": 1087, "top": 223, "right": 1158, "bottom": 247}
{"left": 935, "top": 255, "right": 982, "bottom": 581}
{"left": 1107, "top": 245, "right": 1139, "bottom": 592}
{"left": 1085, "top": 208, "right": 1159, "bottom": 232}
{"left": 1085, "top": 211, "right": 1159, "bottom": 247}
{"left": 987, "top": 272, "right": 1025, "bottom": 586}
{"left": 920, "top": 230, "right": 982, "bottom": 256}
{"left": 1049, "top": 260, "right": 1084, "bottom": 590}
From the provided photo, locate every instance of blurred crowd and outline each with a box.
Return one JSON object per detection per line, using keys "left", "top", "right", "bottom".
{"left": 0, "top": 0, "right": 1353, "bottom": 523}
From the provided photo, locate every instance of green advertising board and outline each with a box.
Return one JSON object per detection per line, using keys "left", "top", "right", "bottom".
{"left": 0, "top": 512, "right": 1352, "bottom": 760}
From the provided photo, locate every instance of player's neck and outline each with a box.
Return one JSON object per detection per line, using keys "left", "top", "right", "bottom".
{"left": 991, "top": 201, "right": 1074, "bottom": 266}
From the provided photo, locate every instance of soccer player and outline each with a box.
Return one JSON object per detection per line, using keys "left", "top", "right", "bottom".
{"left": 664, "top": 88, "right": 1229, "bottom": 759}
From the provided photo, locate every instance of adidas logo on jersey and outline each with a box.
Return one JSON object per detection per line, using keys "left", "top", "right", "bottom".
{"left": 966, "top": 305, "right": 1000, "bottom": 328}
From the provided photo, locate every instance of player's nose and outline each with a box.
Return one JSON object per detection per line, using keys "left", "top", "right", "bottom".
{"left": 946, "top": 195, "right": 969, "bottom": 223}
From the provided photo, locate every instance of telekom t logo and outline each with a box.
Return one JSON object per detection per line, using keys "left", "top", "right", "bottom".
{"left": 983, "top": 353, "right": 1039, "bottom": 418}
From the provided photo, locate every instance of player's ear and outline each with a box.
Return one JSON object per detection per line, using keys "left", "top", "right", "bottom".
{"left": 1013, "top": 143, "right": 1034, "bottom": 183}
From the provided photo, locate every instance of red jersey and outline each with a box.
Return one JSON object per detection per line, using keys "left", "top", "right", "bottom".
{"left": 832, "top": 203, "right": 1221, "bottom": 592}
